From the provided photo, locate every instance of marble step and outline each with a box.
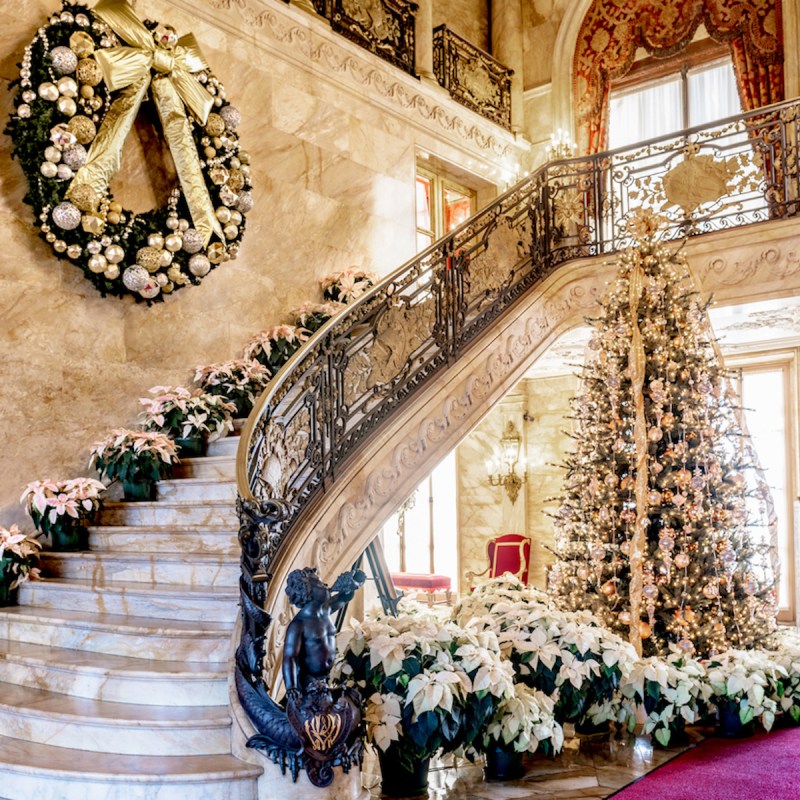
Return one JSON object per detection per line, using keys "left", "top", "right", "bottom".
{"left": 98, "top": 499, "right": 237, "bottom": 527}
{"left": 18, "top": 579, "right": 238, "bottom": 622}
{"left": 0, "top": 735, "right": 260, "bottom": 800}
{"left": 0, "top": 683, "right": 232, "bottom": 756}
{"left": 0, "top": 606, "right": 233, "bottom": 662}
{"left": 88, "top": 525, "right": 239, "bottom": 555}
{"left": 0, "top": 640, "right": 228, "bottom": 706}
{"left": 206, "top": 436, "right": 240, "bottom": 458}
{"left": 156, "top": 477, "right": 237, "bottom": 502}
{"left": 172, "top": 455, "right": 236, "bottom": 480}
{"left": 40, "top": 551, "right": 239, "bottom": 588}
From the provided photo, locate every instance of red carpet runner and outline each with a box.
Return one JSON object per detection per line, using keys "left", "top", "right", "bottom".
{"left": 609, "top": 728, "right": 800, "bottom": 800}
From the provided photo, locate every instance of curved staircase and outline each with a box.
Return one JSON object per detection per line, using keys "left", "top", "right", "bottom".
{"left": 0, "top": 429, "right": 262, "bottom": 799}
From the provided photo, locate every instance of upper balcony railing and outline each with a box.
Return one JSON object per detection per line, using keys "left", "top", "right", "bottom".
{"left": 432, "top": 25, "right": 513, "bottom": 130}
{"left": 311, "top": 0, "right": 418, "bottom": 76}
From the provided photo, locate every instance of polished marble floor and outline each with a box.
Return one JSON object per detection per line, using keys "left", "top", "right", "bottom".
{"left": 362, "top": 726, "right": 708, "bottom": 800}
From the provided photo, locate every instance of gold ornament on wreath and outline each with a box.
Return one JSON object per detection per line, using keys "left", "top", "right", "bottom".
{"left": 7, "top": 0, "right": 252, "bottom": 302}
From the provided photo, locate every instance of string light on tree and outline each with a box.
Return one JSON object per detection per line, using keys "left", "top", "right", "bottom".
{"left": 549, "top": 210, "right": 777, "bottom": 658}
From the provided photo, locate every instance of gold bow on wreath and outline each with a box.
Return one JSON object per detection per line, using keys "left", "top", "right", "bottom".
{"left": 68, "top": 0, "right": 224, "bottom": 246}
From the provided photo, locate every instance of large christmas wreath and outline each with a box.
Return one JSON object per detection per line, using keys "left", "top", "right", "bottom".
{"left": 6, "top": 0, "right": 252, "bottom": 301}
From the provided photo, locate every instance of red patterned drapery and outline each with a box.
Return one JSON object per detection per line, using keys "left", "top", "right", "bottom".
{"left": 573, "top": 0, "right": 784, "bottom": 153}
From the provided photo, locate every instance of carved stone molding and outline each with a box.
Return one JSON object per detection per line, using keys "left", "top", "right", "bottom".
{"left": 182, "top": 0, "right": 526, "bottom": 162}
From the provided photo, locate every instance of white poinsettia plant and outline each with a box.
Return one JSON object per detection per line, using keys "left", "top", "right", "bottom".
{"left": 320, "top": 267, "right": 378, "bottom": 303}
{"left": 241, "top": 325, "right": 310, "bottom": 376}
{"left": 0, "top": 524, "right": 41, "bottom": 595}
{"left": 768, "top": 628, "right": 800, "bottom": 724}
{"left": 482, "top": 683, "right": 564, "bottom": 756}
{"left": 333, "top": 602, "right": 514, "bottom": 770}
{"left": 452, "top": 574, "right": 551, "bottom": 623}
{"left": 140, "top": 386, "right": 235, "bottom": 441}
{"left": 619, "top": 653, "right": 711, "bottom": 746}
{"left": 88, "top": 429, "right": 178, "bottom": 486}
{"left": 194, "top": 359, "right": 271, "bottom": 416}
{"left": 20, "top": 477, "right": 105, "bottom": 537}
{"left": 705, "top": 648, "right": 787, "bottom": 732}
{"left": 459, "top": 580, "right": 637, "bottom": 727}
{"left": 289, "top": 300, "right": 346, "bottom": 333}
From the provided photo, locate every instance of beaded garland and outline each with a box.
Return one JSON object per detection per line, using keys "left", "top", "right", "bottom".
{"left": 6, "top": 1, "right": 252, "bottom": 302}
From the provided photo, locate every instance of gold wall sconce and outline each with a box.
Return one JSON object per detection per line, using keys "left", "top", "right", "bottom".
{"left": 486, "top": 420, "right": 527, "bottom": 504}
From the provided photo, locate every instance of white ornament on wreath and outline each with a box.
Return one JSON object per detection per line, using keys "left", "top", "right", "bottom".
{"left": 7, "top": 0, "right": 252, "bottom": 302}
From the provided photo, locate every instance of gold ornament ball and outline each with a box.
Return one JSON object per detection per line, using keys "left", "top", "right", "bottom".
{"left": 159, "top": 250, "right": 173, "bottom": 267}
{"left": 54, "top": 240, "right": 67, "bottom": 253}
{"left": 69, "top": 183, "right": 99, "bottom": 212}
{"left": 40, "top": 161, "right": 58, "bottom": 179}
{"left": 104, "top": 244, "right": 124, "bottom": 264}
{"left": 66, "top": 244, "right": 82, "bottom": 259}
{"left": 228, "top": 169, "right": 245, "bottom": 192}
{"left": 67, "top": 115, "right": 97, "bottom": 145}
{"left": 104, "top": 264, "right": 121, "bottom": 280}
{"left": 224, "top": 224, "right": 239, "bottom": 240}
{"left": 136, "top": 246, "right": 162, "bottom": 272}
{"left": 601, "top": 580, "right": 616, "bottom": 597}
{"left": 69, "top": 31, "right": 95, "bottom": 58}
{"left": 76, "top": 58, "right": 103, "bottom": 87}
{"left": 57, "top": 95, "right": 77, "bottom": 116}
{"left": 88, "top": 254, "right": 107, "bottom": 273}
{"left": 80, "top": 84, "right": 94, "bottom": 99}
{"left": 107, "top": 211, "right": 121, "bottom": 225}
{"left": 148, "top": 234, "right": 165, "bottom": 250}
{"left": 205, "top": 113, "right": 225, "bottom": 137}
{"left": 215, "top": 206, "right": 232, "bottom": 224}
{"left": 639, "top": 621, "right": 652, "bottom": 639}
{"left": 57, "top": 76, "right": 78, "bottom": 98}
{"left": 81, "top": 214, "right": 105, "bottom": 235}
{"left": 164, "top": 234, "right": 183, "bottom": 252}
{"left": 619, "top": 610, "right": 631, "bottom": 625}
{"left": 38, "top": 82, "right": 59, "bottom": 102}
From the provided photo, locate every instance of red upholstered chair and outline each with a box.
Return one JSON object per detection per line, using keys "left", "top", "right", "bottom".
{"left": 469, "top": 533, "right": 532, "bottom": 585}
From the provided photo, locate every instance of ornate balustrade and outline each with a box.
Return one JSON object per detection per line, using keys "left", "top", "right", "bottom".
{"left": 311, "top": 0, "right": 417, "bottom": 75}
{"left": 234, "top": 96, "right": 800, "bottom": 779}
{"left": 432, "top": 25, "right": 513, "bottom": 130}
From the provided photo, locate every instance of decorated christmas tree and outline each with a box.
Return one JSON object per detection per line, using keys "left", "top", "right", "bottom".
{"left": 549, "top": 212, "right": 777, "bottom": 658}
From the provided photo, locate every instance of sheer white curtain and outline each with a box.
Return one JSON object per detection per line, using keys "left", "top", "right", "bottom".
{"left": 609, "top": 76, "right": 682, "bottom": 149}
{"left": 688, "top": 61, "right": 741, "bottom": 127}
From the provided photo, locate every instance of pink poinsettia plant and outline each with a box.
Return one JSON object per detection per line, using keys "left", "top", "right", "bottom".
{"left": 139, "top": 386, "right": 235, "bottom": 441}
{"left": 0, "top": 524, "right": 41, "bottom": 601}
{"left": 20, "top": 477, "right": 105, "bottom": 538}
{"left": 289, "top": 300, "right": 346, "bottom": 333}
{"left": 320, "top": 268, "right": 378, "bottom": 303}
{"left": 242, "top": 325, "right": 310, "bottom": 376}
{"left": 194, "top": 359, "right": 271, "bottom": 416}
{"left": 89, "top": 429, "right": 179, "bottom": 486}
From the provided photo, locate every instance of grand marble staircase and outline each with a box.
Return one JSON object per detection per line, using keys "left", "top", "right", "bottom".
{"left": 0, "top": 430, "right": 263, "bottom": 799}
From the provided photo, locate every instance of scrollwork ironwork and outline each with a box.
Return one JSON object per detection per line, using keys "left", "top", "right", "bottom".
{"left": 432, "top": 25, "right": 513, "bottom": 130}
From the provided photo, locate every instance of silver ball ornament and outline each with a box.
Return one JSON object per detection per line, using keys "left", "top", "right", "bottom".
{"left": 164, "top": 234, "right": 183, "bottom": 252}
{"left": 40, "top": 161, "right": 58, "bottom": 178}
{"left": 50, "top": 46, "right": 78, "bottom": 74}
{"left": 122, "top": 265, "right": 150, "bottom": 292}
{"left": 159, "top": 250, "right": 173, "bottom": 267}
{"left": 181, "top": 229, "right": 203, "bottom": 253}
{"left": 57, "top": 96, "right": 77, "bottom": 117}
{"left": 57, "top": 76, "right": 78, "bottom": 97}
{"left": 104, "top": 264, "right": 121, "bottom": 280}
{"left": 219, "top": 104, "right": 241, "bottom": 131}
{"left": 52, "top": 202, "right": 82, "bottom": 230}
{"left": 147, "top": 233, "right": 165, "bottom": 249}
{"left": 38, "top": 82, "right": 59, "bottom": 102}
{"left": 44, "top": 146, "right": 61, "bottom": 163}
{"left": 236, "top": 191, "right": 253, "bottom": 214}
{"left": 139, "top": 282, "right": 161, "bottom": 299}
{"left": 56, "top": 163, "right": 74, "bottom": 180}
{"left": 61, "top": 144, "right": 87, "bottom": 170}
{"left": 88, "top": 254, "right": 107, "bottom": 273}
{"left": 188, "top": 254, "right": 211, "bottom": 277}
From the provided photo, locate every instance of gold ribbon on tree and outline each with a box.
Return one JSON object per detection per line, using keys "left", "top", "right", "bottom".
{"left": 68, "top": 0, "right": 224, "bottom": 246}
{"left": 627, "top": 254, "right": 648, "bottom": 657}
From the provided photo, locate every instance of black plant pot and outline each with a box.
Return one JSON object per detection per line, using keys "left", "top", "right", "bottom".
{"left": 484, "top": 743, "right": 525, "bottom": 781}
{"left": 377, "top": 745, "right": 430, "bottom": 797}
{"left": 716, "top": 698, "right": 755, "bottom": 738}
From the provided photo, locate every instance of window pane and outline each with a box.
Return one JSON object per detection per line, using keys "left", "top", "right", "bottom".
{"left": 417, "top": 231, "right": 433, "bottom": 252}
{"left": 416, "top": 176, "right": 432, "bottom": 231}
{"left": 609, "top": 75, "right": 682, "bottom": 149}
{"left": 741, "top": 368, "right": 791, "bottom": 609}
{"left": 688, "top": 60, "right": 741, "bottom": 127}
{"left": 443, "top": 187, "right": 472, "bottom": 233}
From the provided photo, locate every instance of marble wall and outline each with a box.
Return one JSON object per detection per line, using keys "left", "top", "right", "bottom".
{"left": 456, "top": 373, "right": 577, "bottom": 591}
{"left": 0, "top": 0, "right": 525, "bottom": 524}
{"left": 433, "top": 0, "right": 490, "bottom": 52}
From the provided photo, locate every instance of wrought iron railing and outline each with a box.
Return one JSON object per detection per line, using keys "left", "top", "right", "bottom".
{"left": 311, "top": 0, "right": 417, "bottom": 76}
{"left": 432, "top": 24, "right": 513, "bottom": 130}
{"left": 235, "top": 97, "right": 800, "bottom": 766}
